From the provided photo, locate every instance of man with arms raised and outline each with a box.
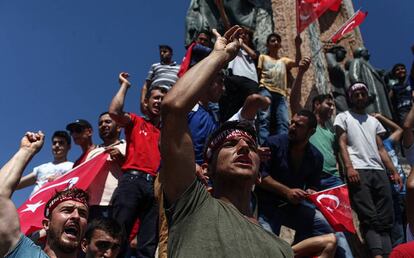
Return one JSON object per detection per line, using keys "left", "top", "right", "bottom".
{"left": 0, "top": 131, "right": 89, "bottom": 258}
{"left": 160, "top": 26, "right": 293, "bottom": 257}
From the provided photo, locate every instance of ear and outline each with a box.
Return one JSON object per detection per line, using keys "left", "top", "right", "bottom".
{"left": 201, "top": 163, "right": 209, "bottom": 176}
{"left": 86, "top": 128, "right": 93, "bottom": 137}
{"left": 42, "top": 218, "right": 50, "bottom": 231}
{"left": 81, "top": 238, "right": 88, "bottom": 254}
{"left": 143, "top": 97, "right": 149, "bottom": 110}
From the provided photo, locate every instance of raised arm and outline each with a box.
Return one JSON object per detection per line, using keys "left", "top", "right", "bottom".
{"left": 109, "top": 72, "right": 132, "bottom": 127}
{"left": 290, "top": 57, "right": 311, "bottom": 115}
{"left": 160, "top": 26, "right": 242, "bottom": 204}
{"left": 0, "top": 131, "right": 44, "bottom": 256}
{"left": 140, "top": 80, "right": 150, "bottom": 115}
{"left": 214, "top": 0, "right": 231, "bottom": 30}
{"left": 372, "top": 113, "right": 403, "bottom": 143}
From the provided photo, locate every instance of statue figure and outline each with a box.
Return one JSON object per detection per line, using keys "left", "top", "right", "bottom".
{"left": 185, "top": 0, "right": 273, "bottom": 53}
{"left": 348, "top": 47, "right": 393, "bottom": 118}
{"left": 325, "top": 45, "right": 349, "bottom": 112}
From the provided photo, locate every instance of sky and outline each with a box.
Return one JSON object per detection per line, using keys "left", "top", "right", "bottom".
{"left": 1, "top": 0, "right": 413, "bottom": 207}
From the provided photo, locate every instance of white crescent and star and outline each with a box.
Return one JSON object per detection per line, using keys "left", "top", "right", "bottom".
{"left": 316, "top": 194, "right": 340, "bottom": 212}
{"left": 21, "top": 200, "right": 45, "bottom": 213}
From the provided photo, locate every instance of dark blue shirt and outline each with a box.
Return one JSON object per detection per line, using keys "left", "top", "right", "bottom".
{"left": 190, "top": 44, "right": 212, "bottom": 67}
{"left": 256, "top": 134, "right": 323, "bottom": 205}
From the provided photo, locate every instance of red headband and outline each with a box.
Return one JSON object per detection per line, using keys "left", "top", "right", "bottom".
{"left": 45, "top": 196, "right": 88, "bottom": 217}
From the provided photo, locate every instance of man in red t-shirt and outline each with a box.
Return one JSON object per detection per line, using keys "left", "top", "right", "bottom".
{"left": 109, "top": 72, "right": 167, "bottom": 258}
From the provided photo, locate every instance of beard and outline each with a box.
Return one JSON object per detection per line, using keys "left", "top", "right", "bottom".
{"left": 47, "top": 227, "right": 79, "bottom": 254}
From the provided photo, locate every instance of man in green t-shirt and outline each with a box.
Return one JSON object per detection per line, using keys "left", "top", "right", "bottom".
{"left": 160, "top": 25, "right": 294, "bottom": 258}
{"left": 309, "top": 94, "right": 345, "bottom": 189}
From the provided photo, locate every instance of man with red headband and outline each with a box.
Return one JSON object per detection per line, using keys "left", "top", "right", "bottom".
{"left": 160, "top": 26, "right": 293, "bottom": 257}
{"left": 0, "top": 131, "right": 89, "bottom": 258}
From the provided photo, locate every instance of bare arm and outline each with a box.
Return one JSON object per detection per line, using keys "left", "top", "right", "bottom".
{"left": 241, "top": 42, "right": 258, "bottom": 61}
{"left": 290, "top": 57, "right": 311, "bottom": 115}
{"left": 0, "top": 132, "right": 44, "bottom": 256}
{"left": 376, "top": 135, "right": 402, "bottom": 188}
{"left": 336, "top": 126, "right": 360, "bottom": 184}
{"left": 140, "top": 80, "right": 150, "bottom": 115}
{"left": 108, "top": 72, "right": 132, "bottom": 127}
{"left": 239, "top": 93, "right": 270, "bottom": 120}
{"left": 16, "top": 171, "right": 36, "bottom": 190}
{"left": 214, "top": 0, "right": 231, "bottom": 30}
{"left": 373, "top": 113, "right": 403, "bottom": 142}
{"left": 403, "top": 105, "right": 414, "bottom": 148}
{"left": 291, "top": 35, "right": 303, "bottom": 68}
{"left": 160, "top": 26, "right": 242, "bottom": 204}
{"left": 259, "top": 176, "right": 307, "bottom": 204}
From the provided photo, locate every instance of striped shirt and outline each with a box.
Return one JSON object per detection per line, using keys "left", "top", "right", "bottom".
{"left": 146, "top": 61, "right": 180, "bottom": 90}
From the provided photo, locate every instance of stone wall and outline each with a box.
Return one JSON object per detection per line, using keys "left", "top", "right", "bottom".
{"left": 271, "top": 0, "right": 364, "bottom": 109}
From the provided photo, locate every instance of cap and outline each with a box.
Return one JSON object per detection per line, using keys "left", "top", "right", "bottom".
{"left": 66, "top": 119, "right": 92, "bottom": 132}
{"left": 348, "top": 82, "right": 368, "bottom": 99}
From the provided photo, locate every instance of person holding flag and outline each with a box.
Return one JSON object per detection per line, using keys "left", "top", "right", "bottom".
{"left": 0, "top": 131, "right": 89, "bottom": 258}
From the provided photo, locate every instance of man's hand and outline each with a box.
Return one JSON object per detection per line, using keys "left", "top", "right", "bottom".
{"left": 212, "top": 26, "right": 242, "bottom": 63}
{"left": 390, "top": 172, "right": 404, "bottom": 191}
{"left": 298, "top": 57, "right": 311, "bottom": 74}
{"left": 286, "top": 188, "right": 308, "bottom": 204}
{"left": 105, "top": 147, "right": 125, "bottom": 165}
{"left": 305, "top": 188, "right": 317, "bottom": 195}
{"left": 195, "top": 163, "right": 209, "bottom": 187}
{"left": 119, "top": 72, "right": 131, "bottom": 88}
{"left": 20, "top": 131, "right": 44, "bottom": 155}
{"left": 258, "top": 147, "right": 271, "bottom": 162}
{"left": 346, "top": 167, "right": 360, "bottom": 184}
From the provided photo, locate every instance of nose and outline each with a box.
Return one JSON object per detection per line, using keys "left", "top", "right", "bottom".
{"left": 237, "top": 139, "right": 250, "bottom": 153}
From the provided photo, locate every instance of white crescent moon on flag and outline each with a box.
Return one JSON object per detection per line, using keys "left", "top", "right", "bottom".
{"left": 340, "top": 20, "right": 356, "bottom": 36}
{"left": 316, "top": 194, "right": 340, "bottom": 212}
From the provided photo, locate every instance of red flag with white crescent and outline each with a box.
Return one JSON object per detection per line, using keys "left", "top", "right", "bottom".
{"left": 296, "top": 0, "right": 341, "bottom": 34}
{"left": 308, "top": 184, "right": 356, "bottom": 233}
{"left": 331, "top": 10, "right": 368, "bottom": 43}
{"left": 17, "top": 152, "right": 110, "bottom": 235}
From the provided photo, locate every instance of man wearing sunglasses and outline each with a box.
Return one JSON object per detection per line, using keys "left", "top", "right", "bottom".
{"left": 81, "top": 217, "right": 123, "bottom": 258}
{"left": 66, "top": 119, "right": 96, "bottom": 168}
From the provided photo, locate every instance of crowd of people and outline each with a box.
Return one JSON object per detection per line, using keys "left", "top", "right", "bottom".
{"left": 0, "top": 24, "right": 414, "bottom": 258}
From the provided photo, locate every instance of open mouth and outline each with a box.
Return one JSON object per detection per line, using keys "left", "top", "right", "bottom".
{"left": 64, "top": 224, "right": 79, "bottom": 239}
{"left": 234, "top": 155, "right": 252, "bottom": 166}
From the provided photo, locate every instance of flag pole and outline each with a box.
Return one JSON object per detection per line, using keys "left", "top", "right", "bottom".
{"left": 327, "top": 8, "right": 361, "bottom": 42}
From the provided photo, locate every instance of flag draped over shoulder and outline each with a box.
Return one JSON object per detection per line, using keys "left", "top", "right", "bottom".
{"left": 17, "top": 152, "right": 110, "bottom": 236}
{"left": 296, "top": 0, "right": 341, "bottom": 34}
{"left": 177, "top": 42, "right": 196, "bottom": 78}
{"left": 308, "top": 184, "right": 356, "bottom": 233}
{"left": 331, "top": 10, "right": 368, "bottom": 43}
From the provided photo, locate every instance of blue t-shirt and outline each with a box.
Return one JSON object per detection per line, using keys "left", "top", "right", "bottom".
{"left": 5, "top": 234, "right": 49, "bottom": 258}
{"left": 188, "top": 104, "right": 219, "bottom": 164}
{"left": 383, "top": 138, "right": 407, "bottom": 195}
{"left": 256, "top": 134, "right": 323, "bottom": 206}
{"left": 190, "top": 44, "right": 212, "bottom": 67}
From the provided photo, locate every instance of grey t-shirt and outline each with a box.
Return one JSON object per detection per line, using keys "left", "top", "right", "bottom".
{"left": 165, "top": 180, "right": 293, "bottom": 258}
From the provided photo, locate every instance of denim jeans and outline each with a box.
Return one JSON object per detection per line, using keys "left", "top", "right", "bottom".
{"left": 259, "top": 201, "right": 354, "bottom": 258}
{"left": 111, "top": 172, "right": 159, "bottom": 258}
{"left": 320, "top": 173, "right": 345, "bottom": 190}
{"left": 258, "top": 87, "right": 289, "bottom": 145}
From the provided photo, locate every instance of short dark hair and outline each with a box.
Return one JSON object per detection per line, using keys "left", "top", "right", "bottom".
{"left": 312, "top": 94, "right": 334, "bottom": 111}
{"left": 145, "top": 85, "right": 168, "bottom": 99}
{"left": 44, "top": 188, "right": 89, "bottom": 218}
{"left": 197, "top": 30, "right": 212, "bottom": 40}
{"left": 52, "top": 130, "right": 71, "bottom": 145}
{"left": 84, "top": 217, "right": 123, "bottom": 243}
{"left": 99, "top": 112, "right": 109, "bottom": 119}
{"left": 391, "top": 63, "right": 406, "bottom": 76}
{"left": 266, "top": 33, "right": 281, "bottom": 44}
{"left": 296, "top": 109, "right": 317, "bottom": 130}
{"left": 159, "top": 45, "right": 173, "bottom": 53}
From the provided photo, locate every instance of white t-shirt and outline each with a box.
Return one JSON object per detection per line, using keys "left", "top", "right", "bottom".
{"left": 334, "top": 111, "right": 386, "bottom": 170}
{"left": 227, "top": 49, "right": 258, "bottom": 83}
{"left": 32, "top": 161, "right": 73, "bottom": 195}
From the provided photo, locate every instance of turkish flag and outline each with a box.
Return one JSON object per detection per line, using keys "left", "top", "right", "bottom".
{"left": 331, "top": 10, "right": 368, "bottom": 43}
{"left": 329, "top": 0, "right": 342, "bottom": 11}
{"left": 308, "top": 184, "right": 356, "bottom": 233}
{"left": 296, "top": 0, "right": 341, "bottom": 33}
{"left": 17, "top": 152, "right": 110, "bottom": 235}
{"left": 177, "top": 42, "right": 196, "bottom": 78}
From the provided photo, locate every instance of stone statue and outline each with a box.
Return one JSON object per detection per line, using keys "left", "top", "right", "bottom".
{"left": 348, "top": 47, "right": 393, "bottom": 118}
{"left": 185, "top": 0, "right": 273, "bottom": 53}
{"left": 325, "top": 45, "right": 349, "bottom": 112}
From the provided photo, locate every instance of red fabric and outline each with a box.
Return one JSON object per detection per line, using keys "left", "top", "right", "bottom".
{"left": 122, "top": 113, "right": 160, "bottom": 176}
{"left": 329, "top": 0, "right": 342, "bottom": 11}
{"left": 177, "top": 42, "right": 196, "bottom": 78}
{"left": 390, "top": 242, "right": 414, "bottom": 258}
{"left": 73, "top": 147, "right": 95, "bottom": 168}
{"left": 296, "top": 0, "right": 340, "bottom": 33}
{"left": 18, "top": 153, "right": 110, "bottom": 235}
{"left": 331, "top": 10, "right": 367, "bottom": 43}
{"left": 129, "top": 219, "right": 141, "bottom": 242}
{"left": 308, "top": 184, "right": 356, "bottom": 233}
